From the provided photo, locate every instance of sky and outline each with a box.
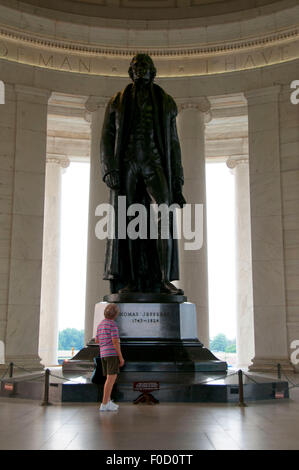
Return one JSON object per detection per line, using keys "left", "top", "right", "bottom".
{"left": 206, "top": 162, "right": 236, "bottom": 340}
{"left": 58, "top": 162, "right": 90, "bottom": 332}
{"left": 58, "top": 161, "right": 236, "bottom": 340}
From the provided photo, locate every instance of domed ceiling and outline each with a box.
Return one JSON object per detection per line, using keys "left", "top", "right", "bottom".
{"left": 0, "top": 0, "right": 298, "bottom": 77}
{"left": 8, "top": 0, "right": 293, "bottom": 19}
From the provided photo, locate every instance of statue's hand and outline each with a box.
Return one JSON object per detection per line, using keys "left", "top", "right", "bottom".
{"left": 104, "top": 171, "right": 120, "bottom": 190}
{"left": 173, "top": 191, "right": 186, "bottom": 208}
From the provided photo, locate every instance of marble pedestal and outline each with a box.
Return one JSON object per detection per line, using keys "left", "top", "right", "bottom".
{"left": 58, "top": 303, "right": 291, "bottom": 404}
{"left": 70, "top": 301, "right": 226, "bottom": 373}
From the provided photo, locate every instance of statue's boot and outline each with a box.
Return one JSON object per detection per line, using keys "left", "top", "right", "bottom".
{"left": 118, "top": 282, "right": 138, "bottom": 293}
{"left": 158, "top": 237, "right": 184, "bottom": 295}
{"left": 160, "top": 280, "right": 184, "bottom": 295}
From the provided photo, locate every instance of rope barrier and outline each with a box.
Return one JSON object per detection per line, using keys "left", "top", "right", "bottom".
{"left": 1, "top": 358, "right": 239, "bottom": 389}
{"left": 279, "top": 365, "right": 299, "bottom": 389}
{"left": 0, "top": 362, "right": 90, "bottom": 385}
{"left": 195, "top": 370, "right": 238, "bottom": 385}
{"left": 243, "top": 369, "right": 290, "bottom": 392}
{"left": 1, "top": 362, "right": 293, "bottom": 390}
{"left": 2, "top": 361, "right": 296, "bottom": 406}
{"left": 21, "top": 374, "right": 46, "bottom": 382}
{"left": 49, "top": 372, "right": 88, "bottom": 383}
{"left": 0, "top": 362, "right": 242, "bottom": 408}
{"left": 242, "top": 372, "right": 262, "bottom": 385}
{"left": 13, "top": 363, "right": 42, "bottom": 375}
{"left": 243, "top": 367, "right": 292, "bottom": 398}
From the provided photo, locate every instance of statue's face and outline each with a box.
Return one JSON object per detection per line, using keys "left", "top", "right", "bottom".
{"left": 131, "top": 56, "right": 152, "bottom": 85}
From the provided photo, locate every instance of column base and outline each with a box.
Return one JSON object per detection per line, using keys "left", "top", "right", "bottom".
{"left": 0, "top": 354, "right": 44, "bottom": 373}
{"left": 236, "top": 362, "right": 254, "bottom": 370}
{"left": 248, "top": 356, "right": 294, "bottom": 373}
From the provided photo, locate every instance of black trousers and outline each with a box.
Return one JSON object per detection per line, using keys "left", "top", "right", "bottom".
{"left": 121, "top": 155, "right": 172, "bottom": 284}
{"left": 123, "top": 156, "right": 170, "bottom": 206}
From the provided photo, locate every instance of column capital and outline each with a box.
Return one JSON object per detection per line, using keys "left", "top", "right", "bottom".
{"left": 85, "top": 95, "right": 109, "bottom": 113}
{"left": 46, "top": 154, "right": 70, "bottom": 169}
{"left": 226, "top": 155, "right": 249, "bottom": 170}
{"left": 14, "top": 85, "right": 51, "bottom": 103}
{"left": 244, "top": 85, "right": 282, "bottom": 105}
{"left": 176, "top": 96, "right": 211, "bottom": 114}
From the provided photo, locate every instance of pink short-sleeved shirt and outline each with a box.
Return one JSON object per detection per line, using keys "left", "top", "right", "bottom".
{"left": 96, "top": 319, "right": 119, "bottom": 357}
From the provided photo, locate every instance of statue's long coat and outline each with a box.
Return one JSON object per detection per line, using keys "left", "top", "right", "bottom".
{"left": 100, "top": 82, "right": 184, "bottom": 288}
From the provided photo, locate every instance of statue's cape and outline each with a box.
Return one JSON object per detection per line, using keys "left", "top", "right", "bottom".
{"left": 101, "top": 82, "right": 181, "bottom": 284}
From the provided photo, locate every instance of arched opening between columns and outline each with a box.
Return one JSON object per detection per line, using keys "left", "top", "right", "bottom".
{"left": 38, "top": 92, "right": 91, "bottom": 367}
{"left": 205, "top": 93, "right": 254, "bottom": 368}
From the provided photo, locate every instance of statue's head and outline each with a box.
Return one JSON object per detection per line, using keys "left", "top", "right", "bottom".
{"left": 128, "top": 54, "right": 156, "bottom": 85}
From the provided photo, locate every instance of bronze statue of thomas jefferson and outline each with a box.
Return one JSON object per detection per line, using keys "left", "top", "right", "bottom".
{"left": 100, "top": 54, "right": 186, "bottom": 295}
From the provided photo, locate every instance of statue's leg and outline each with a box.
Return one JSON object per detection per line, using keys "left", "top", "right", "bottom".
{"left": 118, "top": 161, "right": 139, "bottom": 293}
{"left": 143, "top": 164, "right": 183, "bottom": 295}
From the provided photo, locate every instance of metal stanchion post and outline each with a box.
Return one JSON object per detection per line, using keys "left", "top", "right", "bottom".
{"left": 238, "top": 369, "right": 247, "bottom": 407}
{"left": 41, "top": 369, "right": 51, "bottom": 406}
{"left": 9, "top": 362, "right": 13, "bottom": 378}
{"left": 277, "top": 363, "right": 281, "bottom": 380}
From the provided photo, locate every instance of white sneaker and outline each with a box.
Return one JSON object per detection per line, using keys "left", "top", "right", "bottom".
{"left": 107, "top": 400, "right": 119, "bottom": 411}
{"left": 99, "top": 400, "right": 119, "bottom": 412}
{"left": 99, "top": 403, "right": 109, "bottom": 411}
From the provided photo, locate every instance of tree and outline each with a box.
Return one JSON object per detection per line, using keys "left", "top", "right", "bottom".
{"left": 225, "top": 343, "right": 236, "bottom": 353}
{"left": 210, "top": 333, "right": 227, "bottom": 352}
{"left": 210, "top": 333, "right": 236, "bottom": 353}
{"left": 58, "top": 328, "right": 84, "bottom": 350}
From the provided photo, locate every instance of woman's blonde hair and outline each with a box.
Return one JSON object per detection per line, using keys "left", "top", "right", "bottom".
{"left": 104, "top": 303, "right": 120, "bottom": 320}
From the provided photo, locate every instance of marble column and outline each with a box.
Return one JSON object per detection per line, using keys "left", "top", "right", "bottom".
{"left": 39, "top": 154, "right": 70, "bottom": 366}
{"left": 84, "top": 96, "right": 109, "bottom": 344}
{"left": 226, "top": 156, "right": 254, "bottom": 367}
{"left": 245, "top": 86, "right": 293, "bottom": 372}
{"left": 176, "top": 98, "right": 211, "bottom": 347}
{"left": 0, "top": 83, "right": 15, "bottom": 367}
{"left": 2, "top": 84, "right": 50, "bottom": 371}
{"left": 278, "top": 85, "right": 299, "bottom": 372}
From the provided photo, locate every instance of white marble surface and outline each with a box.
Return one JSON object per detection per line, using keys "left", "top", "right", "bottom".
{"left": 227, "top": 157, "right": 254, "bottom": 368}
{"left": 39, "top": 155, "right": 69, "bottom": 366}
{"left": 0, "top": 85, "right": 17, "bottom": 358}
{"left": 245, "top": 86, "right": 292, "bottom": 372}
{"left": 279, "top": 90, "right": 299, "bottom": 371}
{"left": 2, "top": 86, "right": 50, "bottom": 371}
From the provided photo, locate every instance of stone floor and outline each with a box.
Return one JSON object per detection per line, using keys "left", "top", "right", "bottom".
{"left": 1, "top": 374, "right": 299, "bottom": 450}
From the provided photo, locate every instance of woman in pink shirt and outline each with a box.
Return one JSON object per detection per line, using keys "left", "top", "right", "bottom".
{"left": 96, "top": 303, "right": 125, "bottom": 411}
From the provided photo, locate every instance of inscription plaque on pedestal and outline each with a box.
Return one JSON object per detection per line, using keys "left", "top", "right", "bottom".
{"left": 93, "top": 302, "right": 198, "bottom": 340}
{"left": 118, "top": 304, "right": 179, "bottom": 338}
